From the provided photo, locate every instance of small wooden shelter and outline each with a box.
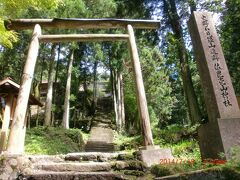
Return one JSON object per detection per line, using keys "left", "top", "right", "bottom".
{"left": 0, "top": 77, "right": 42, "bottom": 152}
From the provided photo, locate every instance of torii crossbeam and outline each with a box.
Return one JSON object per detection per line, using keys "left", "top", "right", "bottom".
{"left": 5, "top": 18, "right": 160, "bottom": 30}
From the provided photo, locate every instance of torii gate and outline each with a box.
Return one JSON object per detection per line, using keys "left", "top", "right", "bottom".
{"left": 4, "top": 18, "right": 160, "bottom": 154}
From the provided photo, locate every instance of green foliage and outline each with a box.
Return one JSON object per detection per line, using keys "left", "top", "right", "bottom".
{"left": 0, "top": 0, "right": 60, "bottom": 48}
{"left": 221, "top": 0, "right": 240, "bottom": 94}
{"left": 122, "top": 170, "right": 144, "bottom": 176}
{"left": 150, "top": 164, "right": 184, "bottom": 177}
{"left": 150, "top": 162, "right": 212, "bottom": 177}
{"left": 140, "top": 45, "right": 176, "bottom": 127}
{"left": 151, "top": 159, "right": 240, "bottom": 179}
{"left": 114, "top": 132, "right": 142, "bottom": 151}
{"left": 221, "top": 167, "right": 240, "bottom": 180}
{"left": 123, "top": 73, "right": 139, "bottom": 133}
{"left": 57, "top": 0, "right": 86, "bottom": 18}
{"left": 0, "top": 20, "right": 18, "bottom": 48}
{"left": 25, "top": 127, "right": 87, "bottom": 155}
{"left": 171, "top": 140, "right": 201, "bottom": 160}
{"left": 57, "top": 0, "right": 117, "bottom": 18}
{"left": 154, "top": 124, "right": 198, "bottom": 144}
{"left": 1, "top": 0, "right": 59, "bottom": 17}
{"left": 0, "top": 32, "right": 30, "bottom": 81}
{"left": 153, "top": 124, "right": 201, "bottom": 161}
{"left": 225, "top": 147, "right": 240, "bottom": 170}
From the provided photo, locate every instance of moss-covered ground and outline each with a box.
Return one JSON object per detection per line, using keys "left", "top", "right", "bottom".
{"left": 25, "top": 126, "right": 89, "bottom": 155}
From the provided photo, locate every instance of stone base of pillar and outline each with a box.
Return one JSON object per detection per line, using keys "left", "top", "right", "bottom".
{"left": 137, "top": 145, "right": 173, "bottom": 167}
{"left": 198, "top": 118, "right": 240, "bottom": 160}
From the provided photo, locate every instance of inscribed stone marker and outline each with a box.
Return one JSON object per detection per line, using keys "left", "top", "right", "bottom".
{"left": 188, "top": 11, "right": 240, "bottom": 159}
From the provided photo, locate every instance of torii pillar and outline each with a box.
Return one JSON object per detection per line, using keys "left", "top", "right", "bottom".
{"left": 7, "top": 24, "right": 41, "bottom": 154}
{"left": 127, "top": 24, "right": 173, "bottom": 167}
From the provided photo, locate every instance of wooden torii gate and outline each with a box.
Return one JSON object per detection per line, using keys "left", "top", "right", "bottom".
{"left": 4, "top": 18, "right": 160, "bottom": 154}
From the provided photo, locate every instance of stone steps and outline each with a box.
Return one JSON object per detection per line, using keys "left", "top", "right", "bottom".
{"left": 33, "top": 160, "right": 143, "bottom": 172}
{"left": 92, "top": 119, "right": 112, "bottom": 124}
{"left": 85, "top": 124, "right": 116, "bottom": 152}
{"left": 1, "top": 152, "right": 146, "bottom": 179}
{"left": 34, "top": 162, "right": 112, "bottom": 172}
{"left": 88, "top": 127, "right": 114, "bottom": 141}
{"left": 85, "top": 96, "right": 116, "bottom": 152}
{"left": 28, "top": 152, "right": 125, "bottom": 164}
{"left": 22, "top": 171, "right": 127, "bottom": 180}
{"left": 23, "top": 152, "right": 143, "bottom": 179}
{"left": 28, "top": 155, "right": 65, "bottom": 164}
{"left": 92, "top": 123, "right": 112, "bottom": 129}
{"left": 64, "top": 152, "right": 124, "bottom": 162}
{"left": 85, "top": 141, "right": 115, "bottom": 152}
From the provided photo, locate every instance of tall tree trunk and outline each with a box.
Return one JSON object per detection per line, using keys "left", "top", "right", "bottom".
{"left": 52, "top": 44, "right": 61, "bottom": 126}
{"left": 92, "top": 60, "right": 98, "bottom": 114}
{"left": 72, "top": 110, "right": 77, "bottom": 128}
{"left": 120, "top": 72, "right": 125, "bottom": 129}
{"left": 117, "top": 71, "right": 122, "bottom": 131}
{"left": 27, "top": 108, "right": 31, "bottom": 129}
{"left": 112, "top": 70, "right": 118, "bottom": 129}
{"left": 44, "top": 44, "right": 56, "bottom": 126}
{"left": 62, "top": 50, "right": 74, "bottom": 129}
{"left": 36, "top": 57, "right": 45, "bottom": 126}
{"left": 82, "top": 60, "right": 88, "bottom": 115}
{"left": 163, "top": 0, "right": 202, "bottom": 124}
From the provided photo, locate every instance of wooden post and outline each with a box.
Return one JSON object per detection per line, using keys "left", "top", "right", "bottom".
{"left": 0, "top": 94, "right": 14, "bottom": 152}
{"left": 7, "top": 24, "right": 41, "bottom": 154}
{"left": 127, "top": 24, "right": 154, "bottom": 146}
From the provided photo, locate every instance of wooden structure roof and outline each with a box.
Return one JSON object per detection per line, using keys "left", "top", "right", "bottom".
{"left": 4, "top": 18, "right": 160, "bottom": 30}
{"left": 0, "top": 77, "right": 43, "bottom": 107}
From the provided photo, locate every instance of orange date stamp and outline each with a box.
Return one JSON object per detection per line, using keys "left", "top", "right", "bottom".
{"left": 203, "top": 159, "right": 227, "bottom": 165}
{"left": 160, "top": 158, "right": 195, "bottom": 165}
{"left": 160, "top": 158, "right": 227, "bottom": 166}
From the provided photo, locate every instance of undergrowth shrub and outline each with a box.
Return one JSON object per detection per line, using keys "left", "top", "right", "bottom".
{"left": 25, "top": 126, "right": 86, "bottom": 155}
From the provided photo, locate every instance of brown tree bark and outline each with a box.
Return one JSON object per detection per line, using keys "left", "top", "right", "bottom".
{"left": 52, "top": 44, "right": 61, "bottom": 126}
{"left": 112, "top": 70, "right": 119, "bottom": 129}
{"left": 36, "top": 57, "right": 45, "bottom": 126}
{"left": 62, "top": 50, "right": 74, "bottom": 129}
{"left": 44, "top": 44, "right": 57, "bottom": 126}
{"left": 117, "top": 71, "right": 122, "bottom": 130}
{"left": 120, "top": 72, "right": 125, "bottom": 129}
{"left": 163, "top": 0, "right": 202, "bottom": 124}
{"left": 92, "top": 60, "right": 98, "bottom": 114}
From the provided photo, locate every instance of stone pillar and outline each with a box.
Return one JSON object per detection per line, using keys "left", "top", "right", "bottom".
{"left": 188, "top": 11, "right": 240, "bottom": 159}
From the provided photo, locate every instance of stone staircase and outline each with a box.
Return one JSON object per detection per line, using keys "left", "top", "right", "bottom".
{"left": 85, "top": 97, "right": 117, "bottom": 152}
{"left": 15, "top": 152, "right": 147, "bottom": 179}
